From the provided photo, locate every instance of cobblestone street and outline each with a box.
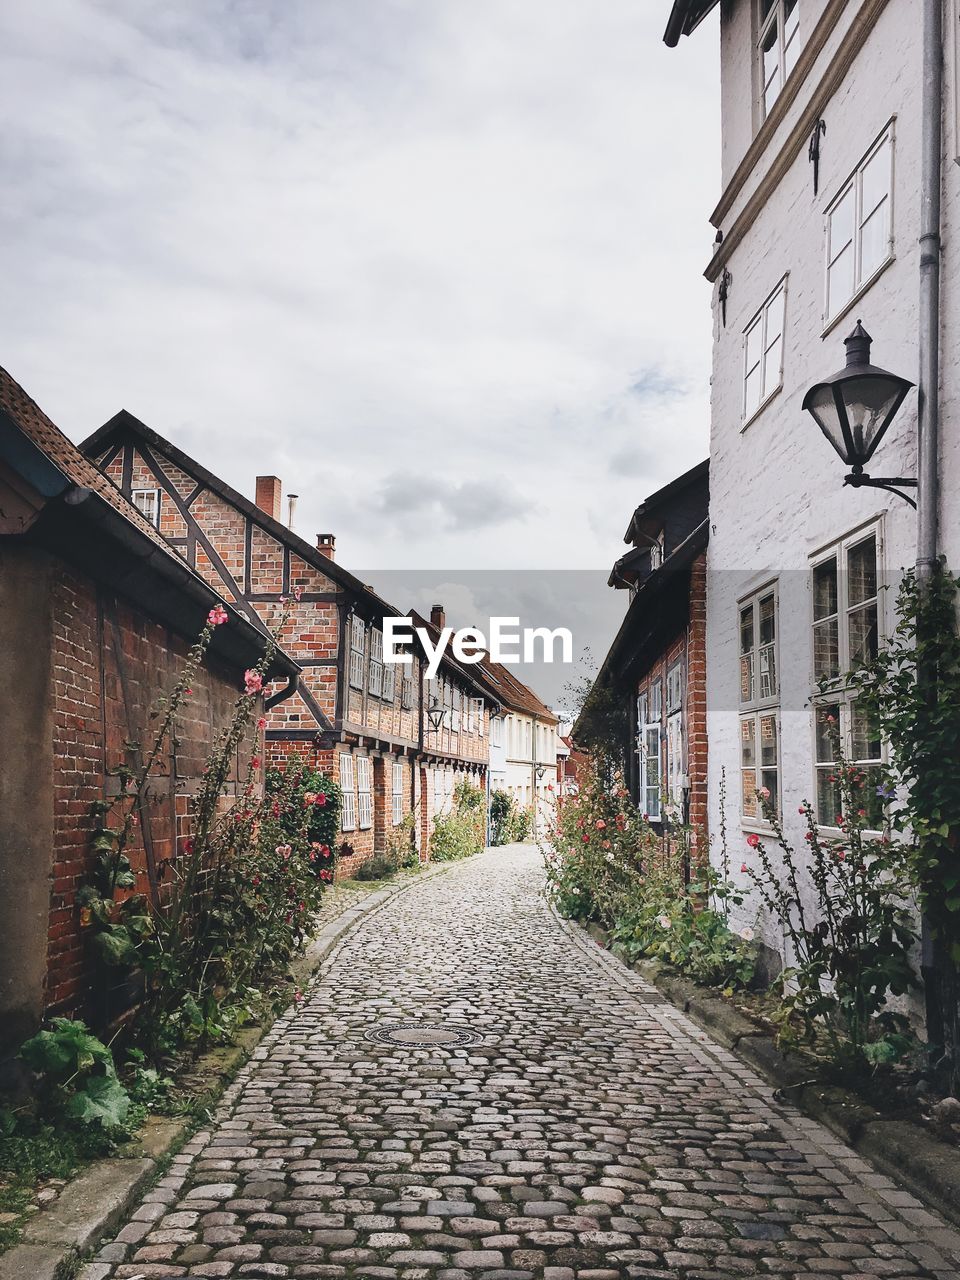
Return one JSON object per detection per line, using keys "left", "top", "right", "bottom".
{"left": 83, "top": 846, "right": 960, "bottom": 1280}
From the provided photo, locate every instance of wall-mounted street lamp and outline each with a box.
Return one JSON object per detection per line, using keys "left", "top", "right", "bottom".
{"left": 802, "top": 321, "right": 916, "bottom": 507}
{"left": 426, "top": 701, "right": 446, "bottom": 733}
{"left": 535, "top": 764, "right": 547, "bottom": 781}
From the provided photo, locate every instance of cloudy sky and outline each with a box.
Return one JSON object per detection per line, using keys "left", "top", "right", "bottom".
{"left": 1, "top": 0, "right": 718, "bottom": 579}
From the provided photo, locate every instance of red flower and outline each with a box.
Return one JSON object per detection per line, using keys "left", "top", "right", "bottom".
{"left": 315, "top": 792, "right": 327, "bottom": 806}
{"left": 257, "top": 716, "right": 267, "bottom": 730}
{"left": 207, "top": 604, "right": 228, "bottom": 627}
{"left": 582, "top": 834, "right": 590, "bottom": 844}
{"left": 183, "top": 837, "right": 194, "bottom": 855}
{"left": 320, "top": 869, "right": 333, "bottom": 882}
{"left": 746, "top": 833, "right": 761, "bottom": 848}
{"left": 740, "top": 862, "right": 748, "bottom": 873}
{"left": 595, "top": 819, "right": 606, "bottom": 830}
{"left": 251, "top": 756, "right": 261, "bottom": 770}
{"left": 271, "top": 800, "right": 280, "bottom": 818}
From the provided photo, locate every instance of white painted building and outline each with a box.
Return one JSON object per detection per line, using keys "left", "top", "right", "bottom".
{"left": 665, "top": 0, "right": 959, "bottom": 974}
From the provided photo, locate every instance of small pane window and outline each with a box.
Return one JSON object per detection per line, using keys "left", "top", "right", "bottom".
{"left": 349, "top": 616, "right": 366, "bottom": 691}
{"left": 340, "top": 754, "right": 356, "bottom": 831}
{"left": 739, "top": 584, "right": 780, "bottom": 819}
{"left": 826, "top": 128, "right": 893, "bottom": 319}
{"left": 743, "top": 281, "right": 786, "bottom": 420}
{"left": 758, "top": 0, "right": 801, "bottom": 119}
{"left": 132, "top": 488, "right": 160, "bottom": 527}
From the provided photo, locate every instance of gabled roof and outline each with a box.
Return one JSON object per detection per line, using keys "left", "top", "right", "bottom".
{"left": 0, "top": 369, "right": 298, "bottom": 680}
{"left": 664, "top": 1, "right": 719, "bottom": 46}
{"left": 623, "top": 458, "right": 708, "bottom": 545}
{"left": 81, "top": 410, "right": 402, "bottom": 624}
{"left": 471, "top": 651, "right": 558, "bottom": 724}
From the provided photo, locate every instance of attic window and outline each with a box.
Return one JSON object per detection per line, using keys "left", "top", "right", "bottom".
{"left": 132, "top": 488, "right": 161, "bottom": 527}
{"left": 650, "top": 532, "right": 665, "bottom": 570}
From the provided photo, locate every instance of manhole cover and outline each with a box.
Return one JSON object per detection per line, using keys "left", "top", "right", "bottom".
{"left": 364, "top": 1021, "right": 482, "bottom": 1048}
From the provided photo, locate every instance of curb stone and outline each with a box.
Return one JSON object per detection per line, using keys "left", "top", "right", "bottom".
{"left": 569, "top": 913, "right": 960, "bottom": 1233}
{"left": 0, "top": 853, "right": 471, "bottom": 1280}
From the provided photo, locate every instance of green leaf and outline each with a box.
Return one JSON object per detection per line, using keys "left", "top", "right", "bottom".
{"left": 63, "top": 1074, "right": 130, "bottom": 1129}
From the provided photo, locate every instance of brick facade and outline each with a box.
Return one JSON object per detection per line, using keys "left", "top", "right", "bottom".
{"left": 83, "top": 419, "right": 490, "bottom": 878}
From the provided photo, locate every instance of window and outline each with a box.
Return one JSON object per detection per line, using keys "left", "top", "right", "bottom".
{"left": 452, "top": 688, "right": 461, "bottom": 734}
{"left": 743, "top": 279, "right": 786, "bottom": 420}
{"left": 392, "top": 761, "right": 404, "bottom": 825}
{"left": 666, "top": 712, "right": 684, "bottom": 809}
{"left": 637, "top": 689, "right": 662, "bottom": 821}
{"left": 492, "top": 715, "right": 503, "bottom": 747}
{"left": 401, "top": 675, "right": 413, "bottom": 709}
{"left": 649, "top": 531, "right": 665, "bottom": 571}
{"left": 666, "top": 662, "right": 683, "bottom": 714}
{"left": 382, "top": 651, "right": 396, "bottom": 703}
{"left": 132, "top": 488, "right": 161, "bottom": 527}
{"left": 739, "top": 586, "right": 780, "bottom": 820}
{"left": 340, "top": 754, "right": 356, "bottom": 831}
{"left": 369, "top": 628, "right": 383, "bottom": 698}
{"left": 811, "top": 529, "right": 883, "bottom": 827}
{"left": 826, "top": 126, "right": 893, "bottom": 320}
{"left": 758, "top": 0, "right": 800, "bottom": 119}
{"left": 349, "top": 616, "right": 366, "bottom": 690}
{"left": 476, "top": 698, "right": 485, "bottom": 735}
{"left": 356, "top": 755, "right": 373, "bottom": 829}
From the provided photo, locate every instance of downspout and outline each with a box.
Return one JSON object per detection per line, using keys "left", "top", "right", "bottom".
{"left": 916, "top": 0, "right": 945, "bottom": 1053}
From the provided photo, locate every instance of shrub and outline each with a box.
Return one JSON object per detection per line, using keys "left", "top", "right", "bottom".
{"left": 18, "top": 1019, "right": 130, "bottom": 1131}
{"left": 744, "top": 736, "right": 918, "bottom": 1075}
{"left": 489, "top": 790, "right": 513, "bottom": 845}
{"left": 430, "top": 781, "right": 486, "bottom": 862}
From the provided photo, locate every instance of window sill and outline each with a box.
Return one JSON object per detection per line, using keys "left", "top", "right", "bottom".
{"left": 740, "top": 818, "right": 778, "bottom": 836}
{"left": 740, "top": 383, "right": 783, "bottom": 433}
{"left": 821, "top": 256, "right": 896, "bottom": 340}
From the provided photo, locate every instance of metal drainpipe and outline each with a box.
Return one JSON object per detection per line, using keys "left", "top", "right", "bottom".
{"left": 916, "top": 0, "right": 944, "bottom": 1052}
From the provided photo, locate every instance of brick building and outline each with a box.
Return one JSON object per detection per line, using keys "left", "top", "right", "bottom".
{"left": 83, "top": 419, "right": 490, "bottom": 873}
{"left": 584, "top": 461, "right": 709, "bottom": 862}
{"left": 411, "top": 606, "right": 490, "bottom": 854}
{"left": 0, "top": 370, "right": 298, "bottom": 1052}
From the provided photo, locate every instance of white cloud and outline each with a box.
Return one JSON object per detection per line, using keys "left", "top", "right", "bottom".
{"left": 0, "top": 0, "right": 718, "bottom": 571}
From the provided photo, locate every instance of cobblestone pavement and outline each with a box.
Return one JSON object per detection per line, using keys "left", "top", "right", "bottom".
{"left": 83, "top": 845, "right": 960, "bottom": 1280}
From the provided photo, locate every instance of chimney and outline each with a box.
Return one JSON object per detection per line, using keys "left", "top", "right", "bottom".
{"left": 316, "top": 533, "right": 336, "bottom": 560}
{"left": 287, "top": 493, "right": 299, "bottom": 528}
{"left": 430, "top": 603, "right": 445, "bottom": 630}
{"left": 255, "top": 476, "right": 282, "bottom": 522}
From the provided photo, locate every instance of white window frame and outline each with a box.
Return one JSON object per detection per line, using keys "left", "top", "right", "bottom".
{"left": 356, "top": 755, "right": 373, "bottom": 830}
{"left": 743, "top": 277, "right": 787, "bottom": 424}
{"left": 492, "top": 715, "right": 503, "bottom": 747}
{"left": 369, "top": 627, "right": 384, "bottom": 698}
{"left": 349, "top": 615, "right": 366, "bottom": 691}
{"left": 739, "top": 583, "right": 780, "bottom": 825}
{"left": 131, "top": 487, "right": 161, "bottom": 527}
{"left": 666, "top": 711, "right": 684, "bottom": 811}
{"left": 451, "top": 687, "right": 462, "bottom": 735}
{"left": 824, "top": 123, "right": 895, "bottom": 325}
{"left": 637, "top": 689, "right": 662, "bottom": 822}
{"left": 392, "top": 761, "right": 404, "bottom": 825}
{"left": 401, "top": 675, "right": 413, "bottom": 709}
{"left": 340, "top": 753, "right": 356, "bottom": 831}
{"left": 810, "top": 522, "right": 884, "bottom": 830}
{"left": 758, "top": 0, "right": 801, "bottom": 121}
{"left": 476, "top": 698, "right": 485, "bottom": 735}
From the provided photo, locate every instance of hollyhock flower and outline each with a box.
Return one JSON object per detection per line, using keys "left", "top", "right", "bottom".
{"left": 759, "top": 786, "right": 771, "bottom": 800}
{"left": 740, "top": 862, "right": 748, "bottom": 873}
{"left": 602, "top": 839, "right": 611, "bottom": 849}
{"left": 303, "top": 792, "right": 317, "bottom": 806}
{"left": 252, "top": 875, "right": 261, "bottom": 887}
{"left": 276, "top": 843, "right": 292, "bottom": 860}
{"left": 294, "top": 586, "right": 303, "bottom": 601}
{"left": 582, "top": 834, "right": 590, "bottom": 844}
{"left": 320, "top": 869, "right": 333, "bottom": 882}
{"left": 740, "top": 926, "right": 755, "bottom": 942}
{"left": 746, "top": 833, "right": 761, "bottom": 848}
{"left": 257, "top": 716, "right": 267, "bottom": 731}
{"left": 185, "top": 688, "right": 193, "bottom": 696}
{"left": 657, "top": 914, "right": 672, "bottom": 929}
{"left": 835, "top": 849, "right": 846, "bottom": 861}
{"left": 251, "top": 756, "right": 261, "bottom": 770}
{"left": 207, "top": 604, "right": 228, "bottom": 627}
{"left": 298, "top": 900, "right": 306, "bottom": 912}
{"left": 293, "top": 989, "right": 305, "bottom": 1005}
{"left": 315, "top": 792, "right": 327, "bottom": 806}
{"left": 244, "top": 669, "right": 263, "bottom": 696}
{"left": 183, "top": 837, "right": 194, "bottom": 855}
{"left": 271, "top": 800, "right": 280, "bottom": 818}
{"left": 596, "top": 818, "right": 606, "bottom": 830}
{"left": 805, "top": 831, "right": 814, "bottom": 842}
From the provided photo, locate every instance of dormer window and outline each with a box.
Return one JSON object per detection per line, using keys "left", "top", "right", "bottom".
{"left": 759, "top": 0, "right": 799, "bottom": 119}
{"left": 649, "top": 531, "right": 665, "bottom": 570}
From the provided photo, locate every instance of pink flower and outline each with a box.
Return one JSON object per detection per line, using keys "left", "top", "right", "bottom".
{"left": 257, "top": 716, "right": 267, "bottom": 730}
{"left": 315, "top": 792, "right": 327, "bottom": 807}
{"left": 293, "top": 989, "right": 305, "bottom": 1004}
{"left": 320, "top": 869, "right": 333, "bottom": 883}
{"left": 276, "top": 843, "right": 292, "bottom": 860}
{"left": 595, "top": 819, "right": 606, "bottom": 830}
{"left": 740, "top": 862, "right": 748, "bottom": 873}
{"left": 746, "top": 833, "right": 761, "bottom": 848}
{"left": 207, "top": 604, "right": 228, "bottom": 627}
{"left": 294, "top": 586, "right": 303, "bottom": 602}
{"left": 251, "top": 756, "right": 261, "bottom": 770}
{"left": 303, "top": 792, "right": 316, "bottom": 806}
{"left": 759, "top": 786, "right": 771, "bottom": 800}
{"left": 244, "top": 669, "right": 263, "bottom": 695}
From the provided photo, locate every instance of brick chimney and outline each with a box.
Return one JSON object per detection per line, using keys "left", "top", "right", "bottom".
{"left": 316, "top": 533, "right": 336, "bottom": 561}
{"left": 430, "top": 603, "right": 445, "bottom": 629}
{"left": 255, "top": 476, "right": 282, "bottom": 522}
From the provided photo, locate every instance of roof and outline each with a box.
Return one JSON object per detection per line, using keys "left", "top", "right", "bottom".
{"left": 81, "top": 411, "right": 402, "bottom": 623}
{"left": 0, "top": 368, "right": 299, "bottom": 680}
{"left": 663, "top": 1, "right": 719, "bottom": 46}
{"left": 623, "top": 458, "right": 708, "bottom": 545}
{"left": 471, "top": 651, "right": 558, "bottom": 724}
{"left": 575, "top": 517, "right": 709, "bottom": 738}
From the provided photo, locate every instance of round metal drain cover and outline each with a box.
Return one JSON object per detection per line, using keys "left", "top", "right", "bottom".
{"left": 365, "top": 1021, "right": 482, "bottom": 1048}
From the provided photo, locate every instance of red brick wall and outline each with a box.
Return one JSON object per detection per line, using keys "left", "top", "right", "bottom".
{"left": 47, "top": 565, "right": 255, "bottom": 1021}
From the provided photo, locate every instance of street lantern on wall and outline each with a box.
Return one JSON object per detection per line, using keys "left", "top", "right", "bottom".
{"left": 426, "top": 701, "right": 446, "bottom": 733}
{"left": 802, "top": 321, "right": 917, "bottom": 507}
{"left": 535, "top": 764, "right": 547, "bottom": 781}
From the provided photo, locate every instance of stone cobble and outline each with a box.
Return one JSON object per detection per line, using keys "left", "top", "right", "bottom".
{"left": 82, "top": 846, "right": 960, "bottom": 1279}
